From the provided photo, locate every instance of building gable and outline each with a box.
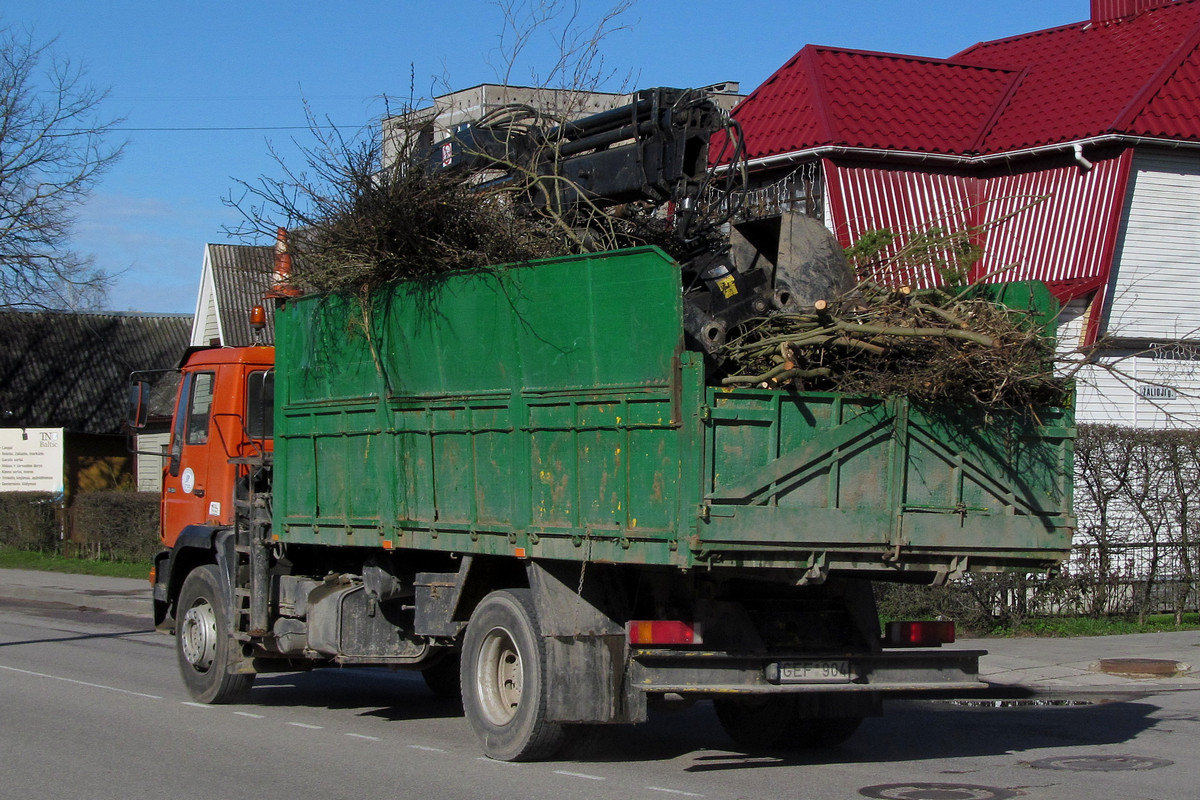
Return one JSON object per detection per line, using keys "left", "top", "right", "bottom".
{"left": 191, "top": 243, "right": 275, "bottom": 347}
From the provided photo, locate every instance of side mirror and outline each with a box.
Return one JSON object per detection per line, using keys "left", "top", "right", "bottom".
{"left": 128, "top": 381, "right": 150, "bottom": 429}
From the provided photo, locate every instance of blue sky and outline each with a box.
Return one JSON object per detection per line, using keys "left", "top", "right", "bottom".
{"left": 6, "top": 0, "right": 1090, "bottom": 314}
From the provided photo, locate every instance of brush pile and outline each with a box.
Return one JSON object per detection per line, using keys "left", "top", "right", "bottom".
{"left": 714, "top": 282, "right": 1069, "bottom": 409}
{"left": 287, "top": 166, "right": 573, "bottom": 295}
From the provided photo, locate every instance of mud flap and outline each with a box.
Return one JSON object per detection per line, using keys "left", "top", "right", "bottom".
{"left": 527, "top": 561, "right": 646, "bottom": 724}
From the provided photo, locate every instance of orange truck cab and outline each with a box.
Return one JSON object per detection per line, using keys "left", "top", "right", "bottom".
{"left": 136, "top": 344, "right": 275, "bottom": 630}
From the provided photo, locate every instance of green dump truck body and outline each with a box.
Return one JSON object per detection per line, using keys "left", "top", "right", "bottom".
{"left": 272, "top": 247, "right": 1073, "bottom": 577}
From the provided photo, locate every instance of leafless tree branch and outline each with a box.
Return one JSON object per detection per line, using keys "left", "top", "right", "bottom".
{"left": 0, "top": 25, "right": 125, "bottom": 309}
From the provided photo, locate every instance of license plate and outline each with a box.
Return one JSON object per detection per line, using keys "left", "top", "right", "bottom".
{"left": 775, "top": 659, "right": 853, "bottom": 683}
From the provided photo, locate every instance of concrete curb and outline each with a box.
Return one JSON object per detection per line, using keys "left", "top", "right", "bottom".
{"left": 0, "top": 567, "right": 152, "bottom": 618}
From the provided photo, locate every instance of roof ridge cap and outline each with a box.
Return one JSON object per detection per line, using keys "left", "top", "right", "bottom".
{"left": 799, "top": 48, "right": 840, "bottom": 144}
{"left": 1114, "top": 19, "right": 1200, "bottom": 129}
{"left": 968, "top": 67, "right": 1032, "bottom": 154}
{"left": 814, "top": 43, "right": 1021, "bottom": 72}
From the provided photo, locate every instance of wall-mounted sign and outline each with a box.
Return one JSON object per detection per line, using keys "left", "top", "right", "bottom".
{"left": 0, "top": 428, "right": 64, "bottom": 493}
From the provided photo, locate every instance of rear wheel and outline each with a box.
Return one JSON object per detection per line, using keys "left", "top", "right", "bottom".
{"left": 421, "top": 652, "right": 462, "bottom": 699}
{"left": 176, "top": 564, "right": 254, "bottom": 704}
{"left": 789, "top": 715, "right": 863, "bottom": 748}
{"left": 714, "top": 694, "right": 865, "bottom": 751}
{"left": 461, "top": 589, "right": 566, "bottom": 761}
{"left": 713, "top": 695, "right": 796, "bottom": 751}
{"left": 788, "top": 692, "right": 872, "bottom": 748}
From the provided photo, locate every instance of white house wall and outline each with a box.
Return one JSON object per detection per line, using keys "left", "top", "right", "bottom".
{"left": 190, "top": 247, "right": 223, "bottom": 347}
{"left": 135, "top": 431, "right": 170, "bottom": 492}
{"left": 1105, "top": 149, "right": 1200, "bottom": 342}
{"left": 1073, "top": 350, "right": 1200, "bottom": 428}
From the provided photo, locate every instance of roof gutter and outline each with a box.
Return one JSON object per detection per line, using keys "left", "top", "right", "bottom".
{"left": 734, "top": 134, "right": 1200, "bottom": 171}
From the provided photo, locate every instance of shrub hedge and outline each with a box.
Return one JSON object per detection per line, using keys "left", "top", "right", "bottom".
{"left": 70, "top": 491, "right": 161, "bottom": 563}
{"left": 0, "top": 493, "right": 61, "bottom": 552}
{"left": 0, "top": 491, "right": 160, "bottom": 563}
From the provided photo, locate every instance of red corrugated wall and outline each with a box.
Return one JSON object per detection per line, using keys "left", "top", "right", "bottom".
{"left": 825, "top": 151, "right": 1134, "bottom": 328}
{"left": 1091, "top": 0, "right": 1175, "bottom": 22}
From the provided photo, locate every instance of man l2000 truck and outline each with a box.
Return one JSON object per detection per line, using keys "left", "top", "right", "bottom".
{"left": 134, "top": 246, "right": 1073, "bottom": 761}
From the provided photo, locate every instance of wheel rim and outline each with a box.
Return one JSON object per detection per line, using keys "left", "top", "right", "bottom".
{"left": 476, "top": 625, "right": 523, "bottom": 726}
{"left": 180, "top": 597, "right": 218, "bottom": 673}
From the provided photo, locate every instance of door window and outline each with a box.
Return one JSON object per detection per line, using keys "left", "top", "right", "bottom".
{"left": 246, "top": 370, "right": 274, "bottom": 439}
{"left": 168, "top": 373, "right": 192, "bottom": 477}
{"left": 185, "top": 372, "right": 215, "bottom": 445}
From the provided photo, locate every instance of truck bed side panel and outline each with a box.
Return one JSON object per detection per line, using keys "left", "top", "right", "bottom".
{"left": 701, "top": 390, "right": 1074, "bottom": 573}
{"left": 272, "top": 247, "right": 1074, "bottom": 574}
{"left": 273, "top": 248, "right": 694, "bottom": 565}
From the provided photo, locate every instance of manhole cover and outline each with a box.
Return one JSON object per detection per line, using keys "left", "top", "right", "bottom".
{"left": 1096, "top": 658, "right": 1189, "bottom": 677}
{"left": 1028, "top": 754, "right": 1174, "bottom": 771}
{"left": 859, "top": 784, "right": 1018, "bottom": 799}
{"left": 944, "top": 698, "right": 1094, "bottom": 708}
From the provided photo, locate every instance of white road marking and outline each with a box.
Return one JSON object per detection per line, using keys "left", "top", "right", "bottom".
{"left": 233, "top": 711, "right": 264, "bottom": 718}
{"left": 0, "top": 664, "right": 163, "bottom": 699}
{"left": 407, "top": 744, "right": 446, "bottom": 752}
{"left": 346, "top": 733, "right": 381, "bottom": 741}
{"left": 287, "top": 722, "right": 323, "bottom": 730}
{"left": 554, "top": 770, "right": 605, "bottom": 781}
{"left": 477, "top": 757, "right": 521, "bottom": 767}
{"left": 181, "top": 701, "right": 216, "bottom": 709}
{"left": 646, "top": 788, "right": 704, "bottom": 797}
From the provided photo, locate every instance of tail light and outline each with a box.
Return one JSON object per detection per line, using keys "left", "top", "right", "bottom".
{"left": 626, "top": 620, "right": 702, "bottom": 646}
{"left": 884, "top": 620, "right": 955, "bottom": 647}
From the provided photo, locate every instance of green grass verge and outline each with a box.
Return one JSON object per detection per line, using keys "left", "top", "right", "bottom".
{"left": 0, "top": 549, "right": 149, "bottom": 580}
{"left": 987, "top": 613, "right": 1200, "bottom": 638}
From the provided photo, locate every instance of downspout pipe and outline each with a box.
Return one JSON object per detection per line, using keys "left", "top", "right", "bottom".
{"left": 1073, "top": 143, "right": 1095, "bottom": 171}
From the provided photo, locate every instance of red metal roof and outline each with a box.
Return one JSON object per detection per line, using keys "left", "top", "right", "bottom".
{"left": 733, "top": 0, "right": 1200, "bottom": 160}
{"left": 732, "top": 48, "right": 1019, "bottom": 159}
{"left": 955, "top": 0, "right": 1200, "bottom": 151}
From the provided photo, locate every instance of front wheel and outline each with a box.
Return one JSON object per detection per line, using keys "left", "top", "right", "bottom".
{"left": 460, "top": 589, "right": 566, "bottom": 761}
{"left": 175, "top": 564, "right": 254, "bottom": 704}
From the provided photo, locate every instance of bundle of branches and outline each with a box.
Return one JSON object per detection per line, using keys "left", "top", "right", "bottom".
{"left": 715, "top": 282, "right": 1069, "bottom": 409}
{"left": 228, "top": 116, "right": 573, "bottom": 296}
{"left": 292, "top": 165, "right": 573, "bottom": 295}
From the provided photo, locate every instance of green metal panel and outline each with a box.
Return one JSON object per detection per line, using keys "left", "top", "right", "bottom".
{"left": 273, "top": 248, "right": 690, "bottom": 564}
{"left": 272, "top": 247, "right": 1074, "bottom": 575}
{"left": 701, "top": 390, "right": 1074, "bottom": 573}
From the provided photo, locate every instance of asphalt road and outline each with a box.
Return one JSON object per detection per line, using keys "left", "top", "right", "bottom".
{"left": 1, "top": 595, "right": 1198, "bottom": 800}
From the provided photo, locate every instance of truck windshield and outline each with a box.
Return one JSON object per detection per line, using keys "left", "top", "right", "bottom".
{"left": 247, "top": 370, "right": 274, "bottom": 439}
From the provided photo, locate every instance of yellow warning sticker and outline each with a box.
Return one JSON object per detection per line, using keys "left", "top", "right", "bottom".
{"left": 716, "top": 275, "right": 738, "bottom": 298}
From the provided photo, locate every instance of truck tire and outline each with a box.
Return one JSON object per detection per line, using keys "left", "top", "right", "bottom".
{"left": 421, "top": 652, "right": 462, "bottom": 699}
{"left": 460, "top": 589, "right": 566, "bottom": 761}
{"left": 788, "top": 692, "right": 870, "bottom": 748}
{"left": 789, "top": 715, "right": 863, "bottom": 748}
{"left": 176, "top": 564, "right": 254, "bottom": 704}
{"left": 713, "top": 695, "right": 796, "bottom": 751}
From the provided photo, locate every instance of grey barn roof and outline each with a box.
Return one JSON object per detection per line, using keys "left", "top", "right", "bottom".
{"left": 208, "top": 244, "right": 275, "bottom": 346}
{"left": 0, "top": 310, "right": 192, "bottom": 435}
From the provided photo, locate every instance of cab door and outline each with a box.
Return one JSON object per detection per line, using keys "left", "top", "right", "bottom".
{"left": 161, "top": 370, "right": 217, "bottom": 547}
